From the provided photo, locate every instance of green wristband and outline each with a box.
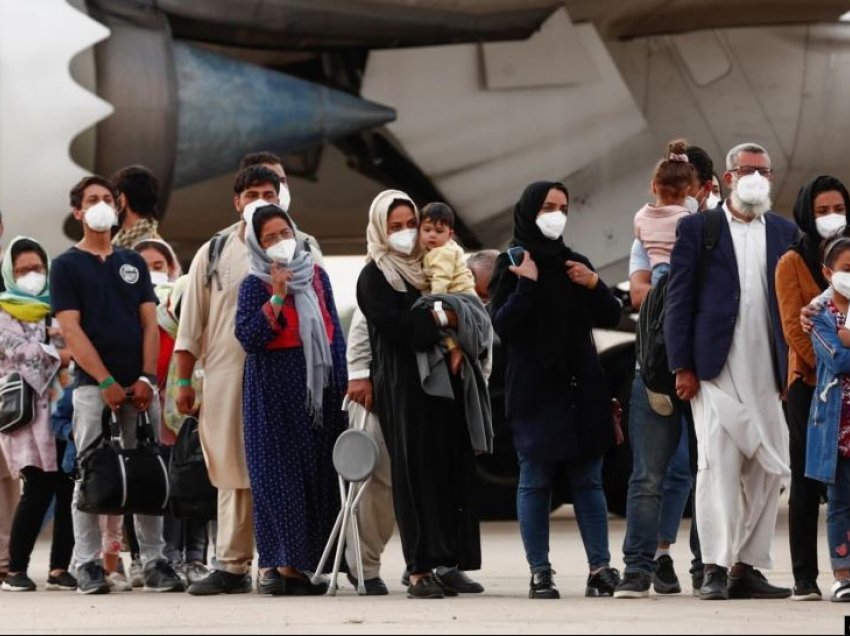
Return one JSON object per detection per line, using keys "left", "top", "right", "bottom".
{"left": 270, "top": 294, "right": 284, "bottom": 306}
{"left": 99, "top": 376, "right": 116, "bottom": 390}
{"left": 176, "top": 378, "right": 192, "bottom": 387}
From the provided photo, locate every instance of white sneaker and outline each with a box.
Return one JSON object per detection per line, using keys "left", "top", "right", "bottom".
{"left": 128, "top": 558, "right": 144, "bottom": 588}
{"left": 106, "top": 571, "right": 132, "bottom": 592}
{"left": 831, "top": 579, "right": 850, "bottom": 602}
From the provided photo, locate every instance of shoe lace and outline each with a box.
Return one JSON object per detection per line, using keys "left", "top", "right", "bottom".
{"left": 534, "top": 569, "right": 556, "bottom": 587}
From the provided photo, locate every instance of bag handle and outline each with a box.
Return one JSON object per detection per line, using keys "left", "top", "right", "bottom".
{"left": 100, "top": 406, "right": 122, "bottom": 447}
{"left": 135, "top": 409, "right": 157, "bottom": 445}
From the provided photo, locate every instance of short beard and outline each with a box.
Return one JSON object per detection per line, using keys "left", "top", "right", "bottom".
{"left": 730, "top": 190, "right": 771, "bottom": 218}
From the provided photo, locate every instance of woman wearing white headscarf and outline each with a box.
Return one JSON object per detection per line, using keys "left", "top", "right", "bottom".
{"left": 356, "top": 190, "right": 481, "bottom": 599}
{"left": 235, "top": 203, "right": 346, "bottom": 596}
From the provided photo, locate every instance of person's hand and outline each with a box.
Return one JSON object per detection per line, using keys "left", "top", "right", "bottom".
{"left": 800, "top": 301, "right": 821, "bottom": 335}
{"left": 128, "top": 380, "right": 154, "bottom": 412}
{"left": 101, "top": 383, "right": 126, "bottom": 412}
{"left": 509, "top": 251, "right": 538, "bottom": 281}
{"left": 271, "top": 263, "right": 294, "bottom": 298}
{"left": 346, "top": 379, "right": 373, "bottom": 412}
{"left": 611, "top": 398, "right": 625, "bottom": 446}
{"left": 839, "top": 327, "right": 850, "bottom": 348}
{"left": 566, "top": 260, "right": 599, "bottom": 288}
{"left": 449, "top": 347, "right": 464, "bottom": 376}
{"left": 675, "top": 369, "right": 700, "bottom": 401}
{"left": 176, "top": 385, "right": 197, "bottom": 415}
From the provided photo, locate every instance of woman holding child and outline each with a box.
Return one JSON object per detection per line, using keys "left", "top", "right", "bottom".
{"left": 356, "top": 190, "right": 482, "bottom": 600}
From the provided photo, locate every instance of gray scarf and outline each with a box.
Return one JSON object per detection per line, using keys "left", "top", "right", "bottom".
{"left": 244, "top": 205, "right": 333, "bottom": 425}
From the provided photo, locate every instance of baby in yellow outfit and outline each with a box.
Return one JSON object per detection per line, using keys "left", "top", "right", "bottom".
{"left": 420, "top": 202, "right": 477, "bottom": 375}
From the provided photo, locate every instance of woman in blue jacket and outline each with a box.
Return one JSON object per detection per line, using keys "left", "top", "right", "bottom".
{"left": 489, "top": 181, "right": 623, "bottom": 599}
{"left": 808, "top": 236, "right": 850, "bottom": 602}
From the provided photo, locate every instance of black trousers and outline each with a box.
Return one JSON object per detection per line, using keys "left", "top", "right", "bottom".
{"left": 8, "top": 444, "right": 74, "bottom": 573}
{"left": 786, "top": 378, "right": 823, "bottom": 582}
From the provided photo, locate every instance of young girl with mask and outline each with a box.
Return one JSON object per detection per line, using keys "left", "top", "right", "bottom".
{"left": 633, "top": 139, "right": 699, "bottom": 285}
{"left": 776, "top": 175, "right": 850, "bottom": 601}
{"left": 807, "top": 236, "right": 850, "bottom": 602}
{"left": 0, "top": 237, "right": 76, "bottom": 593}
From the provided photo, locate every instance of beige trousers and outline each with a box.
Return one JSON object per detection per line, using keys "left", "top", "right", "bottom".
{"left": 216, "top": 488, "right": 254, "bottom": 575}
{"left": 344, "top": 406, "right": 395, "bottom": 580}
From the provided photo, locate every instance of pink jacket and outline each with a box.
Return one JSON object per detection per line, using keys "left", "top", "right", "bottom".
{"left": 633, "top": 203, "right": 689, "bottom": 269}
{"left": 0, "top": 311, "right": 61, "bottom": 476}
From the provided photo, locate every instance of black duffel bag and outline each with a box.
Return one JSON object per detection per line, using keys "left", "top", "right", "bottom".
{"left": 76, "top": 407, "right": 170, "bottom": 516}
{"left": 169, "top": 416, "right": 217, "bottom": 520}
{"left": 0, "top": 372, "right": 36, "bottom": 435}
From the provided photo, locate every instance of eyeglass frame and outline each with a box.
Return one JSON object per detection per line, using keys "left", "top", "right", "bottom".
{"left": 729, "top": 166, "right": 775, "bottom": 178}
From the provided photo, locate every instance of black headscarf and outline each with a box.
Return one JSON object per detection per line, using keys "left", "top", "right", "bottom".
{"left": 490, "top": 181, "right": 589, "bottom": 372}
{"left": 790, "top": 175, "right": 850, "bottom": 291}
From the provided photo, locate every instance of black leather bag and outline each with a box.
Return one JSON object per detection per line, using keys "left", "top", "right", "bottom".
{"left": 76, "top": 408, "right": 170, "bottom": 516}
{"left": 0, "top": 372, "right": 36, "bottom": 435}
{"left": 169, "top": 416, "right": 217, "bottom": 520}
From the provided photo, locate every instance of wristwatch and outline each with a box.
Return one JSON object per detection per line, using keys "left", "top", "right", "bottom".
{"left": 434, "top": 301, "right": 449, "bottom": 327}
{"left": 138, "top": 373, "right": 157, "bottom": 389}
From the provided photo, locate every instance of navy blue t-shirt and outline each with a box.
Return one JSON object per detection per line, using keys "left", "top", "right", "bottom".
{"left": 50, "top": 247, "right": 158, "bottom": 387}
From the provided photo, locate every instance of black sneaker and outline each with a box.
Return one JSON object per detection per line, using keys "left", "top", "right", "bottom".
{"left": 691, "top": 568, "right": 704, "bottom": 595}
{"left": 831, "top": 579, "right": 850, "bottom": 602}
{"left": 614, "top": 571, "right": 651, "bottom": 599}
{"left": 143, "top": 559, "right": 186, "bottom": 593}
{"left": 728, "top": 565, "right": 790, "bottom": 599}
{"left": 652, "top": 555, "right": 682, "bottom": 594}
{"left": 282, "top": 573, "right": 329, "bottom": 596}
{"left": 586, "top": 567, "right": 620, "bottom": 597}
{"left": 435, "top": 568, "right": 485, "bottom": 594}
{"left": 400, "top": 568, "right": 411, "bottom": 587}
{"left": 257, "top": 569, "right": 285, "bottom": 596}
{"left": 45, "top": 571, "right": 77, "bottom": 591}
{"left": 791, "top": 579, "right": 822, "bottom": 601}
{"left": 698, "top": 567, "right": 728, "bottom": 600}
{"left": 76, "top": 562, "right": 111, "bottom": 595}
{"left": 188, "top": 570, "right": 252, "bottom": 596}
{"left": 407, "top": 573, "right": 444, "bottom": 599}
{"left": 1, "top": 572, "right": 36, "bottom": 592}
{"left": 529, "top": 569, "right": 559, "bottom": 600}
{"left": 347, "top": 572, "right": 389, "bottom": 596}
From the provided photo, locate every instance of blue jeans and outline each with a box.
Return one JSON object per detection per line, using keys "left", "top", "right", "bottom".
{"left": 517, "top": 453, "right": 610, "bottom": 573}
{"left": 622, "top": 373, "right": 693, "bottom": 575}
{"left": 828, "top": 457, "right": 850, "bottom": 571}
{"left": 658, "top": 419, "right": 692, "bottom": 544}
{"left": 651, "top": 263, "right": 670, "bottom": 286}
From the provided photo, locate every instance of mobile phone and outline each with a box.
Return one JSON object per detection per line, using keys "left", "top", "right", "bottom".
{"left": 507, "top": 246, "right": 525, "bottom": 267}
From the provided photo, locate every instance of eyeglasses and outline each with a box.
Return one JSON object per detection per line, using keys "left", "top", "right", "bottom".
{"left": 731, "top": 166, "right": 774, "bottom": 178}
{"left": 261, "top": 231, "right": 294, "bottom": 246}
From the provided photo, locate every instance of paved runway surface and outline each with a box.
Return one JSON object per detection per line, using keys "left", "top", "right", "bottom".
{"left": 5, "top": 504, "right": 848, "bottom": 634}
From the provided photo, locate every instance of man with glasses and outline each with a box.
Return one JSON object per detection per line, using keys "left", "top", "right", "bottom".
{"left": 664, "top": 143, "right": 797, "bottom": 600}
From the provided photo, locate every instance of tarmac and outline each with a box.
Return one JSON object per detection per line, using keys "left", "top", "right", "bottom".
{"left": 3, "top": 503, "right": 848, "bottom": 634}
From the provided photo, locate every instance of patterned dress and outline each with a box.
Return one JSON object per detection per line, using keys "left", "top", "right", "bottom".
{"left": 235, "top": 268, "right": 347, "bottom": 570}
{"left": 826, "top": 300, "right": 850, "bottom": 458}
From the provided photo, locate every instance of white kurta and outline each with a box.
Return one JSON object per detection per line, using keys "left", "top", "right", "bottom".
{"left": 691, "top": 207, "right": 790, "bottom": 569}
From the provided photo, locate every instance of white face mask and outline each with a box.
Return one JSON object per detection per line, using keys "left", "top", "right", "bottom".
{"left": 684, "top": 196, "right": 700, "bottom": 214}
{"left": 706, "top": 193, "right": 721, "bottom": 209}
{"left": 387, "top": 228, "right": 418, "bottom": 255}
{"left": 735, "top": 172, "right": 771, "bottom": 207}
{"left": 149, "top": 271, "right": 169, "bottom": 286}
{"left": 266, "top": 238, "right": 298, "bottom": 265}
{"left": 279, "top": 185, "right": 291, "bottom": 212}
{"left": 84, "top": 201, "right": 117, "bottom": 233}
{"left": 15, "top": 271, "right": 45, "bottom": 296}
{"left": 816, "top": 213, "right": 847, "bottom": 240}
{"left": 832, "top": 271, "right": 850, "bottom": 298}
{"left": 535, "top": 211, "right": 567, "bottom": 240}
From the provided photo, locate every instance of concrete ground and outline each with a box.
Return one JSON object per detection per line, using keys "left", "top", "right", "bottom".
{"left": 4, "top": 505, "right": 848, "bottom": 634}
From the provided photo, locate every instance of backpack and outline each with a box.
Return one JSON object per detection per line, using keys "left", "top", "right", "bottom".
{"left": 636, "top": 209, "right": 723, "bottom": 396}
{"left": 168, "top": 416, "right": 217, "bottom": 520}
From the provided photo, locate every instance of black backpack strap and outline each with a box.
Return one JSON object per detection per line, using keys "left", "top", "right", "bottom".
{"left": 204, "top": 232, "right": 229, "bottom": 291}
{"left": 698, "top": 209, "right": 724, "bottom": 290}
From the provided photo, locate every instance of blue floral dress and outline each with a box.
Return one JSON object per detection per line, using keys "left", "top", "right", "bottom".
{"left": 235, "top": 268, "right": 347, "bottom": 570}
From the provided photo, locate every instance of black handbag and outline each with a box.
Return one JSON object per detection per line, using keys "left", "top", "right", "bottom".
{"left": 76, "top": 408, "right": 170, "bottom": 516}
{"left": 169, "top": 416, "right": 217, "bottom": 520}
{"left": 0, "top": 372, "right": 36, "bottom": 434}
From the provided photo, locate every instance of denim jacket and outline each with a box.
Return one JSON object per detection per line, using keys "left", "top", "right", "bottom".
{"left": 807, "top": 304, "right": 850, "bottom": 484}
